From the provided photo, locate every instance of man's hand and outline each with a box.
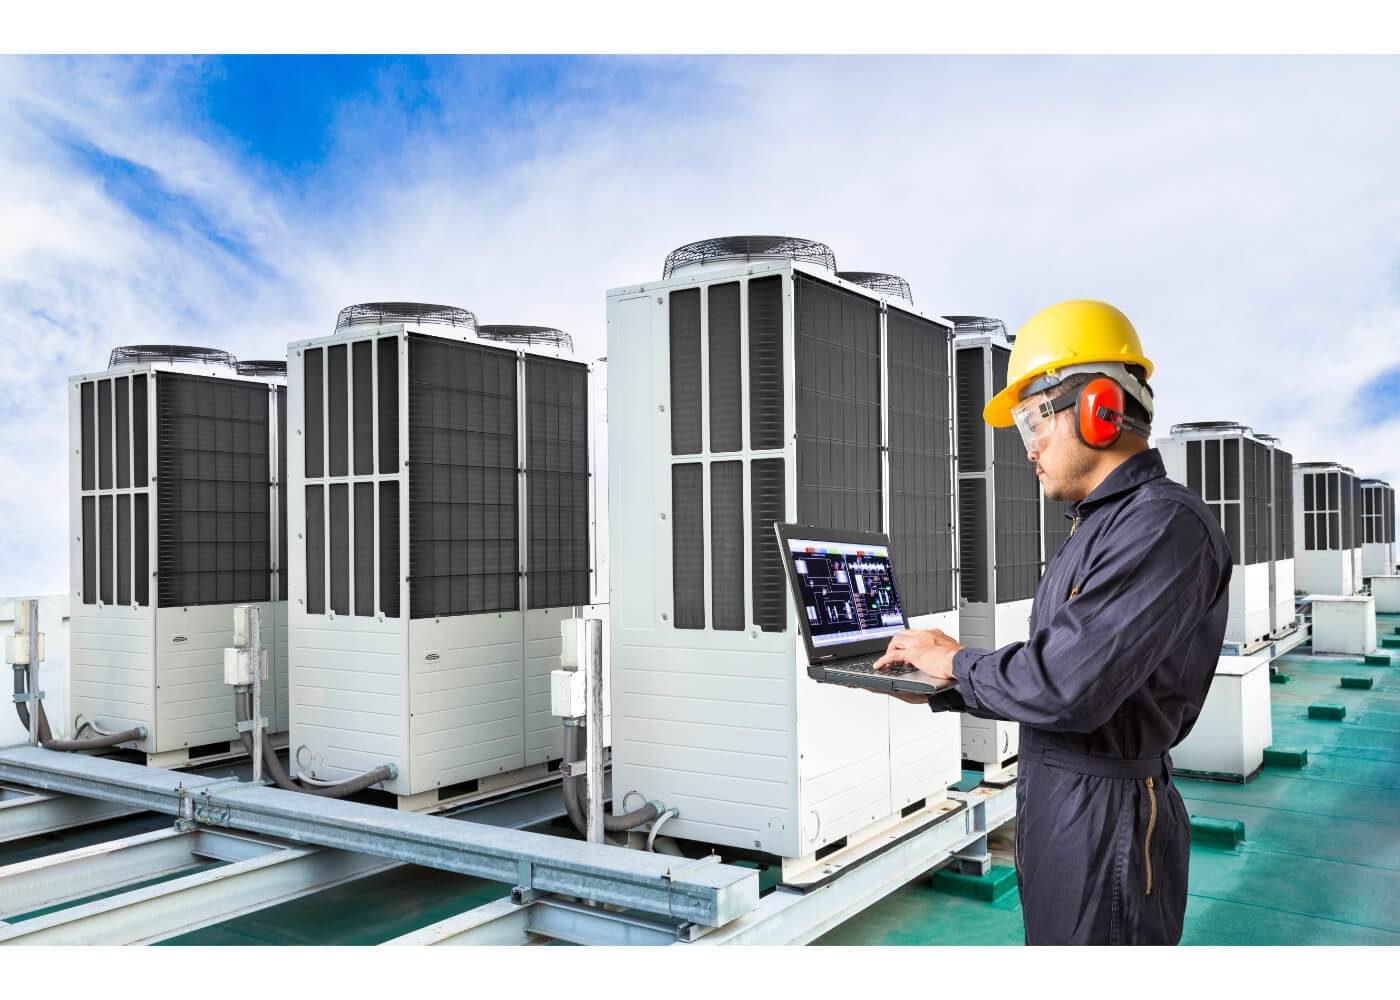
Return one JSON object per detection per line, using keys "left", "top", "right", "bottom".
{"left": 873, "top": 628, "right": 963, "bottom": 685}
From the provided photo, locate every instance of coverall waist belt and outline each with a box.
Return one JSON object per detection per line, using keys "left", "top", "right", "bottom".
{"left": 1019, "top": 746, "right": 1170, "bottom": 780}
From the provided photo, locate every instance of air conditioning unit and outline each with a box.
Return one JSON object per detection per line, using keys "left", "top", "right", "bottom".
{"left": 1294, "top": 460, "right": 1364, "bottom": 597}
{"left": 68, "top": 346, "right": 289, "bottom": 767}
{"left": 1159, "top": 422, "right": 1297, "bottom": 651}
{"left": 286, "top": 304, "right": 605, "bottom": 811}
{"left": 949, "top": 317, "right": 1043, "bottom": 776}
{"left": 1360, "top": 479, "right": 1396, "bottom": 580}
{"left": 607, "top": 236, "right": 961, "bottom": 874}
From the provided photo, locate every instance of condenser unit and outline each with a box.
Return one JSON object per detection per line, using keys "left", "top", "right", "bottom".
{"left": 1360, "top": 479, "right": 1397, "bottom": 580}
{"left": 286, "top": 305, "right": 604, "bottom": 811}
{"left": 607, "top": 236, "right": 961, "bottom": 872}
{"left": 1294, "top": 460, "right": 1364, "bottom": 597}
{"left": 1160, "top": 422, "right": 1297, "bottom": 650}
{"left": 68, "top": 346, "right": 289, "bottom": 767}
{"left": 948, "top": 317, "right": 1043, "bottom": 775}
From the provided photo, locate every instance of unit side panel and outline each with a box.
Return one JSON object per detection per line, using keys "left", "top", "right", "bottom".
{"left": 524, "top": 607, "right": 568, "bottom": 765}
{"left": 69, "top": 604, "right": 155, "bottom": 745}
{"left": 888, "top": 609, "right": 961, "bottom": 810}
{"left": 408, "top": 613, "right": 525, "bottom": 793}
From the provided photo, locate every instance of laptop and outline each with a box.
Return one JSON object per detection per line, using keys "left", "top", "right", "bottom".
{"left": 774, "top": 523, "right": 955, "bottom": 696}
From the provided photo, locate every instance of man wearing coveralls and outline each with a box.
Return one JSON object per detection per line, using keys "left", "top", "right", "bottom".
{"left": 873, "top": 300, "right": 1231, "bottom": 945}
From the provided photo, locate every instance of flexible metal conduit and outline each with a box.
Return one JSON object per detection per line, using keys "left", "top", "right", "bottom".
{"left": 235, "top": 690, "right": 394, "bottom": 798}
{"left": 12, "top": 668, "right": 145, "bottom": 751}
{"left": 561, "top": 723, "right": 659, "bottom": 834}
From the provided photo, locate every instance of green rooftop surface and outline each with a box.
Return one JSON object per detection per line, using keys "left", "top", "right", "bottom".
{"left": 5, "top": 617, "right": 1398, "bottom": 946}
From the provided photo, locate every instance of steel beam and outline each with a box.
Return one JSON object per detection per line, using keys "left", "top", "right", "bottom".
{"left": 381, "top": 897, "right": 533, "bottom": 946}
{"left": 0, "top": 785, "right": 140, "bottom": 844}
{"left": 0, "top": 838, "right": 392, "bottom": 945}
{"left": 0, "top": 746, "right": 758, "bottom": 928}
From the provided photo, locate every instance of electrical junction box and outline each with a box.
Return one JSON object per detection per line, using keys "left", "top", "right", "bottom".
{"left": 550, "top": 668, "right": 586, "bottom": 719}
{"left": 68, "top": 351, "right": 289, "bottom": 759}
{"left": 607, "top": 237, "right": 961, "bottom": 864}
{"left": 286, "top": 307, "right": 610, "bottom": 802}
{"left": 223, "top": 647, "right": 270, "bottom": 686}
{"left": 1360, "top": 479, "right": 1396, "bottom": 580}
{"left": 1294, "top": 460, "right": 1364, "bottom": 598}
{"left": 5, "top": 633, "right": 45, "bottom": 666}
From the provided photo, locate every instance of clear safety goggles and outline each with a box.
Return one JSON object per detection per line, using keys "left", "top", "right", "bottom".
{"left": 1011, "top": 392, "right": 1068, "bottom": 452}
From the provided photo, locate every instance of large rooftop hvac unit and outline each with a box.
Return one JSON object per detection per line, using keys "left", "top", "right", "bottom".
{"left": 287, "top": 304, "right": 603, "bottom": 811}
{"left": 1160, "top": 422, "right": 1297, "bottom": 650}
{"left": 1294, "top": 460, "right": 1364, "bottom": 597}
{"left": 68, "top": 346, "right": 289, "bottom": 767}
{"left": 950, "top": 318, "right": 1040, "bottom": 776}
{"left": 1360, "top": 479, "right": 1397, "bottom": 579}
{"left": 607, "top": 236, "right": 960, "bottom": 874}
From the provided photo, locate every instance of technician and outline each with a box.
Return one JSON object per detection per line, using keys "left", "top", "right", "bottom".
{"left": 873, "top": 300, "right": 1231, "bottom": 946}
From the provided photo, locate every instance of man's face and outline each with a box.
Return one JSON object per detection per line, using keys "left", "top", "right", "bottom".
{"left": 1026, "top": 405, "right": 1097, "bottom": 503}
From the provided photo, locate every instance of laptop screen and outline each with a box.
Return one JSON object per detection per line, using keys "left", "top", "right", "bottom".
{"left": 785, "top": 536, "right": 907, "bottom": 649}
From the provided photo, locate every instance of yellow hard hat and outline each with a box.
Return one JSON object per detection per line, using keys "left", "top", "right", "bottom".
{"left": 983, "top": 299, "right": 1154, "bottom": 428}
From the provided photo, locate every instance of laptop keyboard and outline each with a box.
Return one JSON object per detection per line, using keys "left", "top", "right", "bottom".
{"left": 833, "top": 658, "right": 917, "bottom": 676}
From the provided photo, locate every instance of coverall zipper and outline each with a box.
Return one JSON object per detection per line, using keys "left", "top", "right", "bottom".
{"left": 1143, "top": 777, "right": 1157, "bottom": 896}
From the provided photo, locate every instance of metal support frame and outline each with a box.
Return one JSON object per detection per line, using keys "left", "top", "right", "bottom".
{"left": 0, "top": 826, "right": 392, "bottom": 945}
{"left": 387, "top": 782, "right": 1018, "bottom": 946}
{"left": 0, "top": 785, "right": 139, "bottom": 844}
{"left": 584, "top": 617, "right": 604, "bottom": 844}
{"left": 0, "top": 746, "right": 758, "bottom": 928}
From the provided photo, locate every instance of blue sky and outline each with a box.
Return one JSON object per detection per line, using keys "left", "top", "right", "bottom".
{"left": 2, "top": 55, "right": 1399, "bottom": 594}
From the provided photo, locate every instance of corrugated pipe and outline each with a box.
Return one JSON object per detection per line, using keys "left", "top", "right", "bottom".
{"left": 13, "top": 666, "right": 145, "bottom": 751}
{"left": 235, "top": 689, "right": 394, "bottom": 797}
{"left": 561, "top": 723, "right": 660, "bottom": 834}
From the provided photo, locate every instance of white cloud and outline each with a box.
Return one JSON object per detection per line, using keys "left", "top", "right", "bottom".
{"left": 2, "top": 55, "right": 1399, "bottom": 596}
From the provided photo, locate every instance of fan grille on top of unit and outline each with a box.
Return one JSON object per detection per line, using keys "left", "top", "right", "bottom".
{"left": 662, "top": 235, "right": 836, "bottom": 278}
{"left": 477, "top": 324, "right": 575, "bottom": 352}
{"left": 107, "top": 345, "right": 236, "bottom": 370}
{"left": 837, "top": 271, "right": 913, "bottom": 304}
{"left": 944, "top": 316, "right": 1009, "bottom": 340}
{"left": 334, "top": 302, "right": 477, "bottom": 333}
{"left": 235, "top": 359, "right": 287, "bottom": 377}
{"left": 1170, "top": 421, "right": 1252, "bottom": 435}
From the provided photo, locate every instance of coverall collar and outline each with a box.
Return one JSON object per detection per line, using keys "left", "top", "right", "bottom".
{"left": 1075, "top": 447, "right": 1167, "bottom": 513}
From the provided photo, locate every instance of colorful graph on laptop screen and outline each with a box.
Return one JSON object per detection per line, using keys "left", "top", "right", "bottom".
{"left": 786, "top": 538, "right": 906, "bottom": 648}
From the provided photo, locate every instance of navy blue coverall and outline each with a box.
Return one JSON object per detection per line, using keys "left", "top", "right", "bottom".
{"left": 933, "top": 449, "right": 1231, "bottom": 945}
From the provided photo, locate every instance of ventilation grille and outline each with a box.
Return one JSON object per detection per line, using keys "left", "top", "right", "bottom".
{"left": 795, "top": 274, "right": 882, "bottom": 533}
{"left": 109, "top": 345, "right": 236, "bottom": 370}
{"left": 155, "top": 372, "right": 272, "bottom": 607}
{"left": 669, "top": 289, "right": 703, "bottom": 455}
{"left": 710, "top": 461, "right": 745, "bottom": 631}
{"left": 946, "top": 316, "right": 1009, "bottom": 342}
{"left": 751, "top": 458, "right": 787, "bottom": 632}
{"left": 959, "top": 480, "right": 987, "bottom": 603}
{"left": 836, "top": 271, "right": 913, "bottom": 304}
{"left": 1244, "top": 437, "right": 1270, "bottom": 564}
{"left": 995, "top": 420, "right": 1041, "bottom": 602}
{"left": 663, "top": 235, "right": 836, "bottom": 278}
{"left": 1273, "top": 449, "right": 1294, "bottom": 559}
{"left": 237, "top": 360, "right": 287, "bottom": 377}
{"left": 955, "top": 348, "right": 986, "bottom": 473}
{"left": 525, "top": 356, "right": 591, "bottom": 610}
{"left": 888, "top": 306, "right": 955, "bottom": 617}
{"left": 707, "top": 283, "right": 742, "bottom": 453}
{"left": 672, "top": 463, "right": 705, "bottom": 629}
{"left": 335, "top": 302, "right": 477, "bottom": 333}
{"left": 747, "top": 275, "right": 785, "bottom": 450}
{"left": 407, "top": 335, "right": 519, "bottom": 618}
{"left": 478, "top": 324, "right": 575, "bottom": 352}
{"left": 1043, "top": 498, "right": 1076, "bottom": 564}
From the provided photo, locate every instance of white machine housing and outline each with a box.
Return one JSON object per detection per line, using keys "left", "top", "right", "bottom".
{"left": 1170, "top": 651, "right": 1273, "bottom": 781}
{"left": 1360, "top": 479, "right": 1397, "bottom": 580}
{"left": 607, "top": 238, "right": 961, "bottom": 862}
{"left": 287, "top": 309, "right": 607, "bottom": 805}
{"left": 1160, "top": 423, "right": 1297, "bottom": 649}
{"left": 952, "top": 323, "right": 1042, "bottom": 770}
{"left": 68, "top": 355, "right": 288, "bottom": 761}
{"left": 1294, "top": 461, "right": 1364, "bottom": 598}
{"left": 1310, "top": 595, "right": 1377, "bottom": 655}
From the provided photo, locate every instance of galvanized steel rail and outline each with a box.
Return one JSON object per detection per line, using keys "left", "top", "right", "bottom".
{"left": 0, "top": 746, "right": 758, "bottom": 928}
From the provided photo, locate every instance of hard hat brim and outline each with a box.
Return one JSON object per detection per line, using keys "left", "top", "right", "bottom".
{"left": 981, "top": 353, "right": 1155, "bottom": 430}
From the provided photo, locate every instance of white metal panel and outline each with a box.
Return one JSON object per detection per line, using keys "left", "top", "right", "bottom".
{"left": 524, "top": 608, "right": 568, "bottom": 766}
{"left": 1172, "top": 654, "right": 1271, "bottom": 779}
{"left": 68, "top": 603, "right": 154, "bottom": 748}
{"left": 1311, "top": 595, "right": 1377, "bottom": 655}
{"left": 1273, "top": 558, "right": 1296, "bottom": 634}
{"left": 1371, "top": 576, "right": 1400, "bottom": 613}
{"left": 889, "top": 609, "right": 960, "bottom": 810}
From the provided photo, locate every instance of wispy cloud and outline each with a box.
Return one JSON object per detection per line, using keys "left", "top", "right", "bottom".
{"left": 2, "top": 55, "right": 1399, "bottom": 595}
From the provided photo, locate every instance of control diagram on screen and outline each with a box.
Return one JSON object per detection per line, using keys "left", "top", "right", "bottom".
{"left": 791, "top": 548, "right": 904, "bottom": 644}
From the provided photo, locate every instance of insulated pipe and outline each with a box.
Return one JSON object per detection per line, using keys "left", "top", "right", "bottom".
{"left": 235, "top": 690, "right": 394, "bottom": 798}
{"left": 13, "top": 666, "right": 144, "bottom": 751}
{"left": 561, "top": 722, "right": 660, "bottom": 834}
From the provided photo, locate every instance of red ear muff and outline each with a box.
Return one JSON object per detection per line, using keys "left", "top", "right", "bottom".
{"left": 1077, "top": 377, "right": 1126, "bottom": 449}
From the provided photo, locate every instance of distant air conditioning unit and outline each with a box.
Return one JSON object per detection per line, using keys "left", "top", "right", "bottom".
{"left": 69, "top": 345, "right": 289, "bottom": 766}
{"left": 287, "top": 304, "right": 605, "bottom": 811}
{"left": 1160, "top": 422, "right": 1297, "bottom": 650}
{"left": 1293, "top": 460, "right": 1364, "bottom": 597}
{"left": 1359, "top": 478, "right": 1397, "bottom": 580}
{"left": 607, "top": 236, "right": 961, "bottom": 875}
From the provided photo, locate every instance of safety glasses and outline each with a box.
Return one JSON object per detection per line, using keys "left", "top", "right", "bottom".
{"left": 1011, "top": 392, "right": 1069, "bottom": 452}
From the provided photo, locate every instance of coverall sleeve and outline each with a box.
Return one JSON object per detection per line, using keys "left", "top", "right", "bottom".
{"left": 944, "top": 498, "right": 1221, "bottom": 733}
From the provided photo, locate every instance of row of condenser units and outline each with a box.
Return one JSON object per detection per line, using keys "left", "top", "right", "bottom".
{"left": 65, "top": 237, "right": 1398, "bottom": 869}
